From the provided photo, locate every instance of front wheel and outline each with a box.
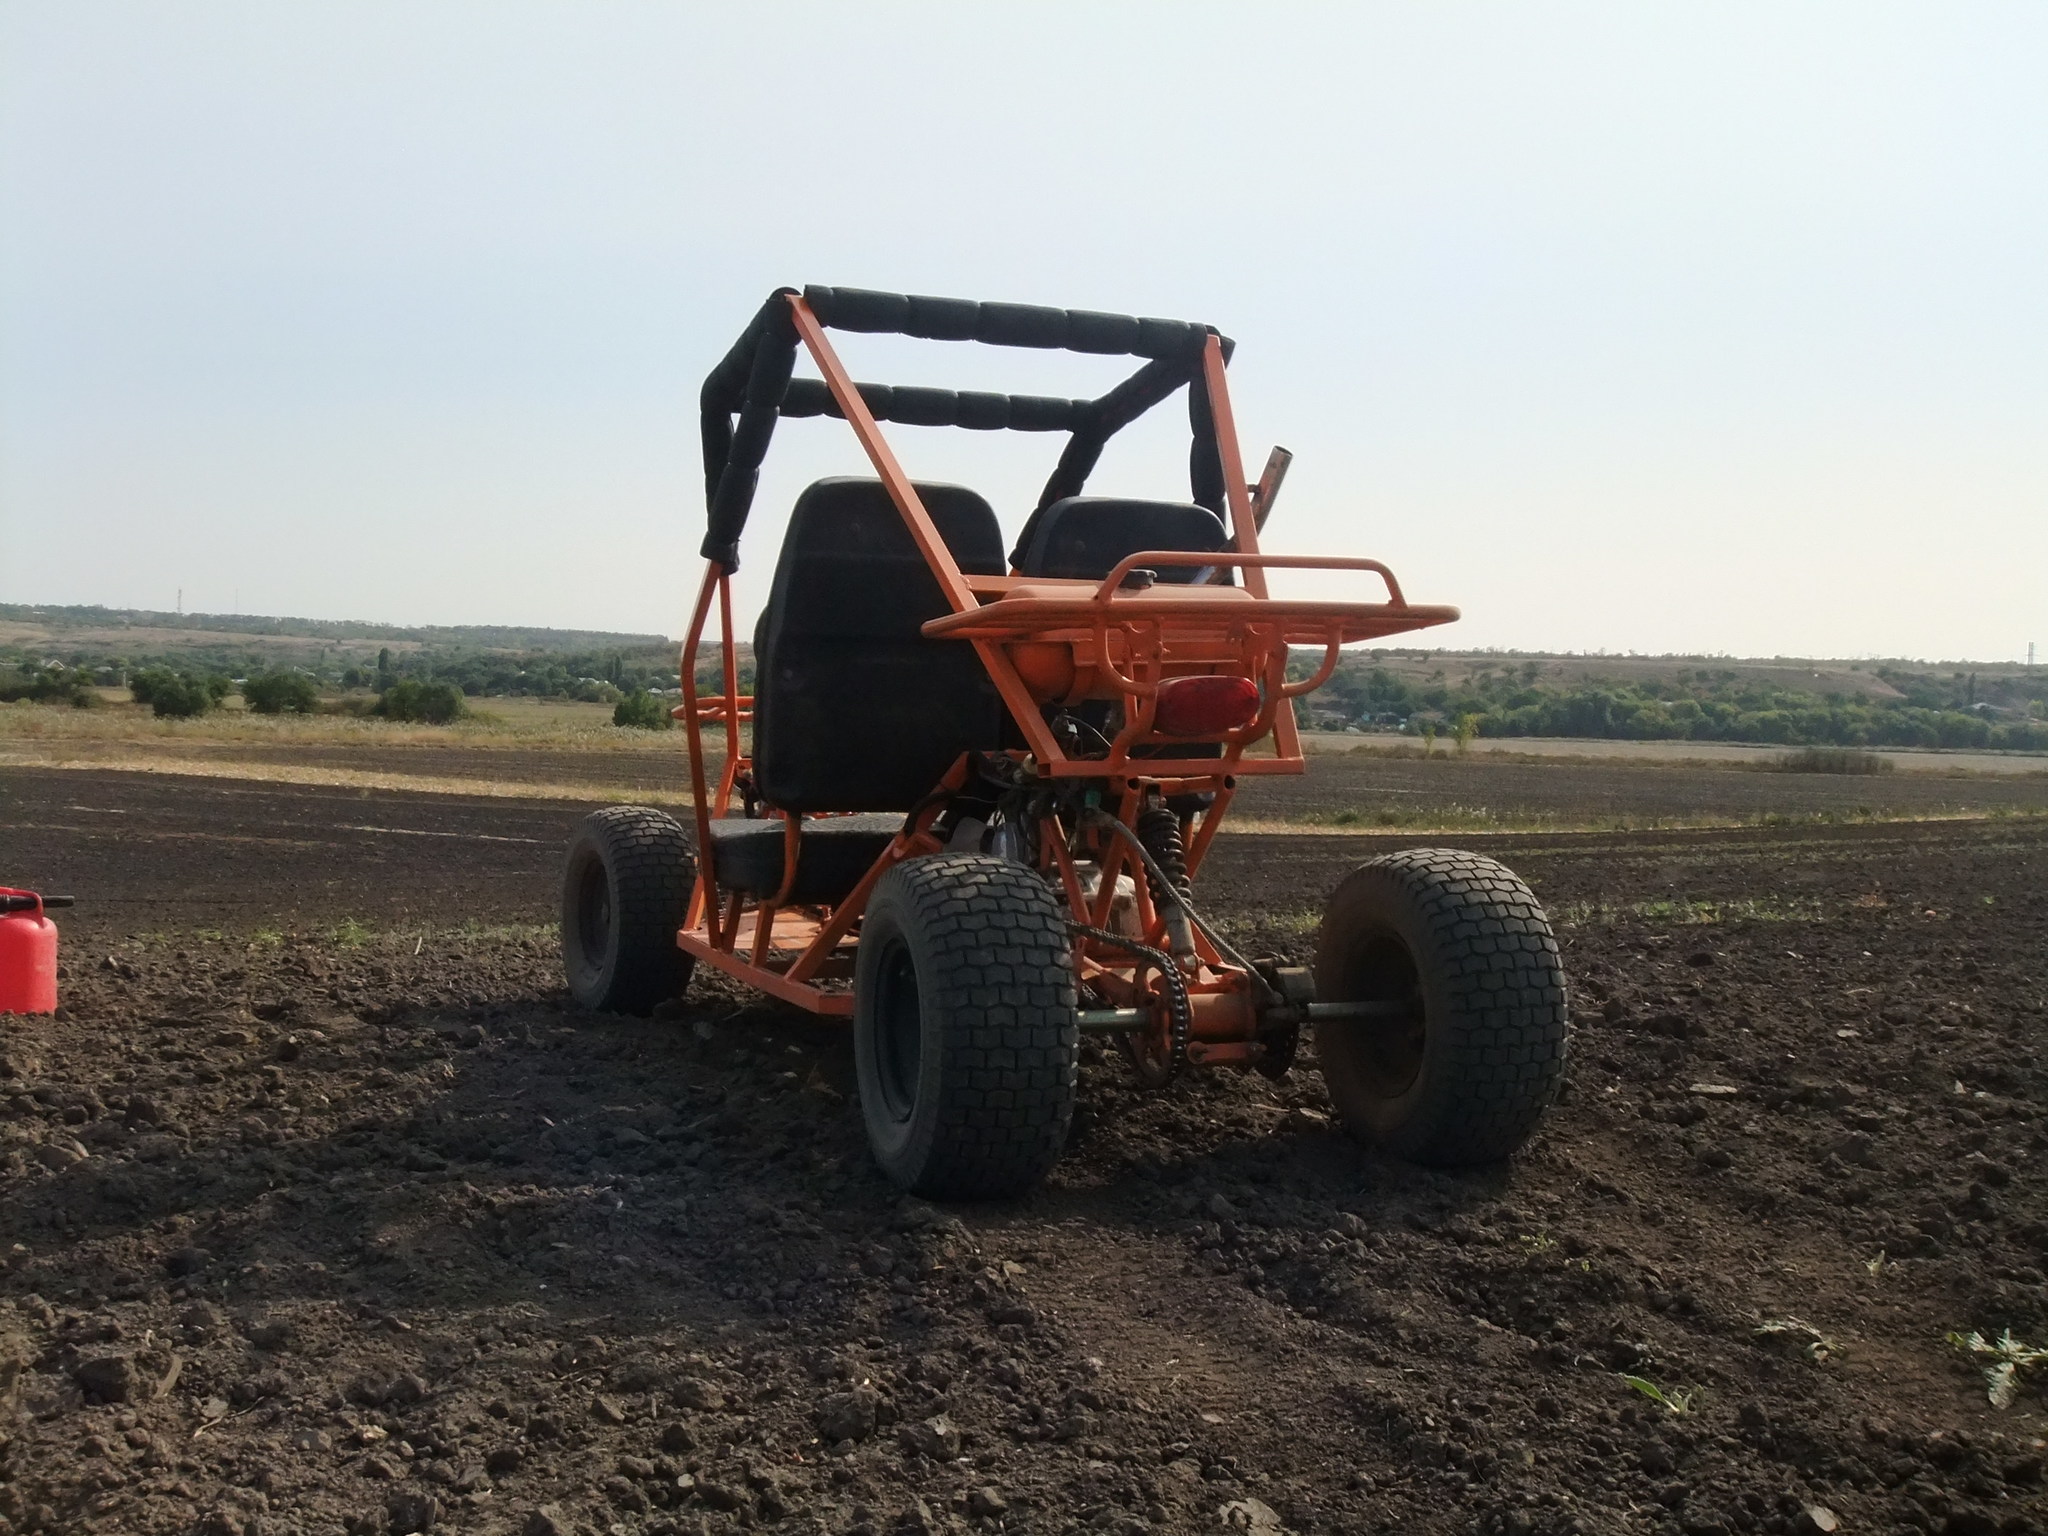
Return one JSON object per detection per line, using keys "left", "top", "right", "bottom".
{"left": 1313, "top": 849, "right": 1568, "bottom": 1166}
{"left": 854, "top": 854, "right": 1079, "bottom": 1199}
{"left": 561, "top": 806, "right": 696, "bottom": 1014}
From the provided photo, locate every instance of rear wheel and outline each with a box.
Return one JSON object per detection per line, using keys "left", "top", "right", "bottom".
{"left": 854, "top": 854, "right": 1079, "bottom": 1198}
{"left": 1313, "top": 849, "right": 1568, "bottom": 1165}
{"left": 561, "top": 806, "right": 695, "bottom": 1014}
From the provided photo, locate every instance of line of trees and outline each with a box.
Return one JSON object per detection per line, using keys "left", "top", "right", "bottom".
{"left": 2, "top": 640, "right": 684, "bottom": 703}
{"left": 1304, "top": 658, "right": 2048, "bottom": 752}
{"left": 1479, "top": 689, "right": 2048, "bottom": 750}
{"left": 338, "top": 644, "right": 680, "bottom": 701}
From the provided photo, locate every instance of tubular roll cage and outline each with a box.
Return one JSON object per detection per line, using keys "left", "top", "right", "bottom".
{"left": 676, "top": 287, "right": 1458, "bottom": 1058}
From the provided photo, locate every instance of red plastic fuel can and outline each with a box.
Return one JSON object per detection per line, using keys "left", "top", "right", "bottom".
{"left": 0, "top": 888, "right": 65, "bottom": 1015}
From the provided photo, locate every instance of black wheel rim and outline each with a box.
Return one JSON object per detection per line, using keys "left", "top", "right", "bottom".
{"left": 575, "top": 857, "right": 613, "bottom": 971}
{"left": 1340, "top": 935, "right": 1426, "bottom": 1098}
{"left": 871, "top": 938, "right": 923, "bottom": 1125}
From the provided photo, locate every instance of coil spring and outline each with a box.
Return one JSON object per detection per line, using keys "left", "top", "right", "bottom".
{"left": 1134, "top": 803, "right": 1191, "bottom": 904}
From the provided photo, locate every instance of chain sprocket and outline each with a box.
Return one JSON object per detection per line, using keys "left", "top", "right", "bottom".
{"left": 1069, "top": 920, "right": 1192, "bottom": 1086}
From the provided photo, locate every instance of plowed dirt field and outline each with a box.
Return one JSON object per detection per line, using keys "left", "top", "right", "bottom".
{"left": 3, "top": 764, "right": 2047, "bottom": 1536}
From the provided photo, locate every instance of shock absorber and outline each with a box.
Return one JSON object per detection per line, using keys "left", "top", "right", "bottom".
{"left": 1134, "top": 799, "right": 1195, "bottom": 965}
{"left": 1135, "top": 800, "right": 1190, "bottom": 898}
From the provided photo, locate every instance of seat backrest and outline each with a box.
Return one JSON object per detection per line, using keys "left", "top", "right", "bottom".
{"left": 1012, "top": 496, "right": 1230, "bottom": 584}
{"left": 752, "top": 478, "right": 1006, "bottom": 812}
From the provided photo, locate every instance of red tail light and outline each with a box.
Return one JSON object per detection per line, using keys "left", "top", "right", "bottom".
{"left": 1153, "top": 675, "right": 1261, "bottom": 736}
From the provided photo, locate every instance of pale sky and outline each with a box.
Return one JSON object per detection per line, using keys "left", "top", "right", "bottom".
{"left": 3, "top": 3, "right": 2044, "bottom": 662}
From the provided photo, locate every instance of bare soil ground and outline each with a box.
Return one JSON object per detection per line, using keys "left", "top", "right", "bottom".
{"left": 3, "top": 765, "right": 2047, "bottom": 1536}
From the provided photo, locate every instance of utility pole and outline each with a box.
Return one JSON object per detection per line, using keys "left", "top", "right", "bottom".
{"left": 176, "top": 588, "right": 182, "bottom": 615}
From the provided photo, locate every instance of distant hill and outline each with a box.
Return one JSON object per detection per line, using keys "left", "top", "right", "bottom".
{"left": 1332, "top": 647, "right": 1915, "bottom": 700}
{"left": 0, "top": 603, "right": 669, "bottom": 654}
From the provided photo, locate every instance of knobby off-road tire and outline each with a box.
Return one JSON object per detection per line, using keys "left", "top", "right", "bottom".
{"left": 561, "top": 806, "right": 696, "bottom": 1015}
{"left": 854, "top": 854, "right": 1080, "bottom": 1199}
{"left": 1313, "top": 849, "right": 1568, "bottom": 1166}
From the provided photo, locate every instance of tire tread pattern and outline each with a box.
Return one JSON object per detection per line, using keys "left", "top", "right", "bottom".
{"left": 563, "top": 806, "right": 694, "bottom": 1014}
{"left": 1318, "top": 848, "right": 1569, "bottom": 1166}
{"left": 862, "top": 853, "right": 1078, "bottom": 1199}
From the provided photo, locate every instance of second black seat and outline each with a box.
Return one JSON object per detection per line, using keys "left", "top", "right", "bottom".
{"left": 1011, "top": 496, "right": 1230, "bottom": 583}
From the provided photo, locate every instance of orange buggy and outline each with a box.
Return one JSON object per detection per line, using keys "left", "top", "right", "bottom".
{"left": 560, "top": 287, "right": 1568, "bottom": 1196}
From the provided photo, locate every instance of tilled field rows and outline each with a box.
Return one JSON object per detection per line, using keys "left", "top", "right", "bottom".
{"left": 8, "top": 741, "right": 2047, "bottom": 839}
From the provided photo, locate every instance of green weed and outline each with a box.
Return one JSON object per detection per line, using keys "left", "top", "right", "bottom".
{"left": 1948, "top": 1330, "right": 2048, "bottom": 1409}
{"left": 441, "top": 919, "right": 553, "bottom": 944}
{"left": 1551, "top": 895, "right": 1825, "bottom": 928}
{"left": 1620, "top": 1375, "right": 1694, "bottom": 1415}
{"left": 1314, "top": 803, "right": 1536, "bottom": 832}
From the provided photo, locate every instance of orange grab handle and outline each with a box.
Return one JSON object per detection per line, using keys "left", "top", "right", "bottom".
{"left": 1090, "top": 551, "right": 1408, "bottom": 607}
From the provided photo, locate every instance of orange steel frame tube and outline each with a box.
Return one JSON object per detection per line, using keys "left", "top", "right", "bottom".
{"left": 674, "top": 293, "right": 1455, "bottom": 1044}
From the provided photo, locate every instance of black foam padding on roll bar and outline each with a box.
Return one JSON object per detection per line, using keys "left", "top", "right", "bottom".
{"left": 701, "top": 287, "right": 1240, "bottom": 572}
{"left": 804, "top": 285, "right": 1222, "bottom": 360}
{"left": 906, "top": 293, "right": 979, "bottom": 341}
{"left": 700, "top": 291, "right": 801, "bottom": 568}
{"left": 816, "top": 287, "right": 910, "bottom": 333}
{"left": 778, "top": 378, "right": 1087, "bottom": 433}
{"left": 1186, "top": 366, "right": 1227, "bottom": 517}
{"left": 1065, "top": 309, "right": 1143, "bottom": 355}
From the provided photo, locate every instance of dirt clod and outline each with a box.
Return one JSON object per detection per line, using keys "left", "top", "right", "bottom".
{"left": 696, "top": 1479, "right": 749, "bottom": 1512}
{"left": 671, "top": 1373, "right": 724, "bottom": 1411}
{"left": 816, "top": 1384, "right": 881, "bottom": 1442}
{"left": 72, "top": 1353, "right": 138, "bottom": 1402}
{"left": 484, "top": 1444, "right": 524, "bottom": 1475}
{"left": 966, "top": 1485, "right": 1008, "bottom": 1517}
{"left": 245, "top": 1316, "right": 292, "bottom": 1350}
{"left": 385, "top": 1490, "right": 439, "bottom": 1534}
{"left": 899, "top": 1412, "right": 961, "bottom": 1460}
